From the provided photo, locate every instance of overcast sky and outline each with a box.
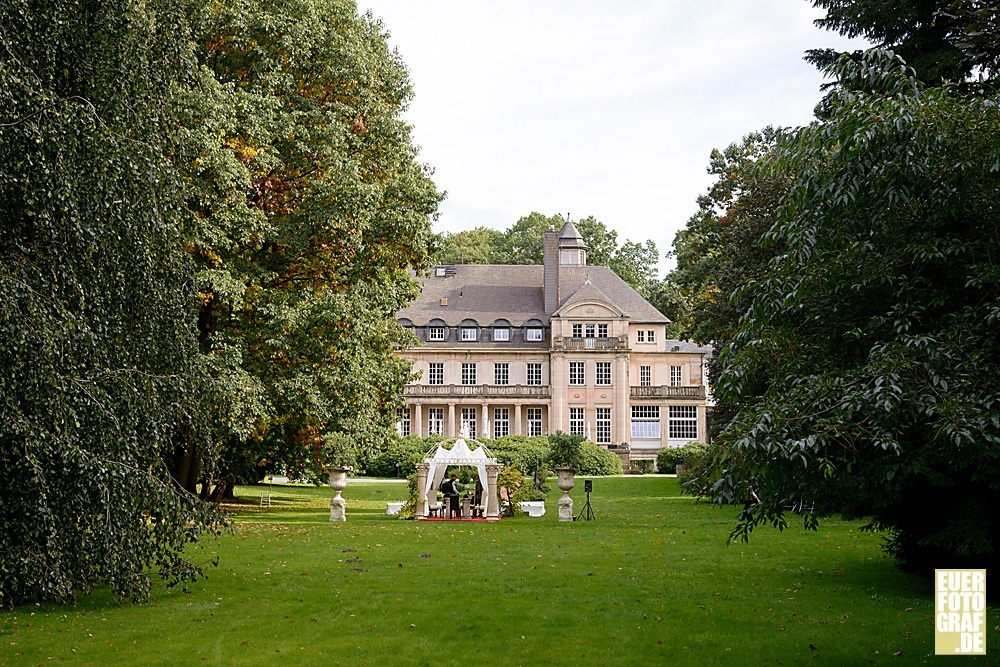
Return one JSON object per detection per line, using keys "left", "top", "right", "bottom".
{"left": 356, "top": 1, "right": 869, "bottom": 273}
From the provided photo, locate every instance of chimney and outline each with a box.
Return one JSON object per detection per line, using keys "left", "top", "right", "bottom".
{"left": 544, "top": 227, "right": 559, "bottom": 314}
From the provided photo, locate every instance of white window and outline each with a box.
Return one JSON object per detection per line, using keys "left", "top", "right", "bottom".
{"left": 427, "top": 408, "right": 443, "bottom": 435}
{"left": 636, "top": 330, "right": 645, "bottom": 343}
{"left": 428, "top": 362, "right": 443, "bottom": 385}
{"left": 461, "top": 363, "right": 477, "bottom": 385}
{"left": 596, "top": 362, "right": 611, "bottom": 386}
{"left": 493, "top": 328, "right": 510, "bottom": 341}
{"left": 428, "top": 327, "right": 445, "bottom": 341}
{"left": 569, "top": 407, "right": 585, "bottom": 436}
{"left": 461, "top": 327, "right": 478, "bottom": 341}
{"left": 670, "top": 366, "right": 682, "bottom": 387}
{"left": 494, "top": 363, "right": 509, "bottom": 385}
{"left": 527, "top": 408, "right": 543, "bottom": 436}
{"left": 396, "top": 407, "right": 411, "bottom": 437}
{"left": 572, "top": 323, "right": 583, "bottom": 338}
{"left": 640, "top": 365, "right": 651, "bottom": 387}
{"left": 631, "top": 405, "right": 661, "bottom": 439}
{"left": 526, "top": 362, "right": 542, "bottom": 386}
{"left": 569, "top": 362, "right": 585, "bottom": 386}
{"left": 526, "top": 328, "right": 543, "bottom": 342}
{"left": 669, "top": 406, "right": 698, "bottom": 440}
{"left": 461, "top": 407, "right": 478, "bottom": 439}
{"left": 585, "top": 324, "right": 596, "bottom": 338}
{"left": 493, "top": 408, "right": 510, "bottom": 438}
{"left": 646, "top": 330, "right": 656, "bottom": 343}
{"left": 597, "top": 323, "right": 608, "bottom": 338}
{"left": 596, "top": 407, "right": 611, "bottom": 445}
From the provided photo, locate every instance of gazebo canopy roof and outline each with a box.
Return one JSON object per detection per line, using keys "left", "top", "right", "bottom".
{"left": 422, "top": 437, "right": 497, "bottom": 465}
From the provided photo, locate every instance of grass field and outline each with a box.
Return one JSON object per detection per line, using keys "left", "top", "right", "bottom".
{"left": 1, "top": 476, "right": 995, "bottom": 665}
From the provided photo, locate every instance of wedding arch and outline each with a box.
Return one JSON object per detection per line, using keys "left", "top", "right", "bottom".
{"left": 415, "top": 437, "right": 502, "bottom": 520}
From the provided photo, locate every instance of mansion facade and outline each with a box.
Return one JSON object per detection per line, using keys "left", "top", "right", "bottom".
{"left": 395, "top": 222, "right": 710, "bottom": 464}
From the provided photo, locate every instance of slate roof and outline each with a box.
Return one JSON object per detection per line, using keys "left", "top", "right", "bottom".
{"left": 397, "top": 264, "right": 669, "bottom": 326}
{"left": 558, "top": 221, "right": 586, "bottom": 247}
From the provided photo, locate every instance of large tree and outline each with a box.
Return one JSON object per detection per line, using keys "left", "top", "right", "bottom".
{"left": 0, "top": 0, "right": 222, "bottom": 605}
{"left": 807, "top": 0, "right": 1000, "bottom": 91}
{"left": 172, "top": 0, "right": 442, "bottom": 496}
{"left": 652, "top": 128, "right": 790, "bottom": 436}
{"left": 702, "top": 50, "right": 1000, "bottom": 574}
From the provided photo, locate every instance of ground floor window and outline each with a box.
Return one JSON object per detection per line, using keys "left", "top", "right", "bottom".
{"left": 630, "top": 405, "right": 660, "bottom": 439}
{"left": 526, "top": 408, "right": 543, "bottom": 436}
{"left": 461, "top": 407, "right": 478, "bottom": 439}
{"left": 396, "top": 407, "right": 411, "bottom": 437}
{"left": 427, "top": 408, "right": 443, "bottom": 435}
{"left": 494, "top": 408, "right": 510, "bottom": 438}
{"left": 569, "top": 407, "right": 585, "bottom": 436}
{"left": 668, "top": 406, "right": 698, "bottom": 440}
{"left": 596, "top": 407, "right": 611, "bottom": 444}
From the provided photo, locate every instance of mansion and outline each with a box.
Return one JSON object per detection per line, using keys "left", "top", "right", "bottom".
{"left": 395, "top": 222, "right": 710, "bottom": 465}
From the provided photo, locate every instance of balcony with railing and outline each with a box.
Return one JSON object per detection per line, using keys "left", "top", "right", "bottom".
{"left": 552, "top": 335, "right": 628, "bottom": 351}
{"left": 405, "top": 384, "right": 551, "bottom": 399}
{"left": 630, "top": 385, "right": 706, "bottom": 399}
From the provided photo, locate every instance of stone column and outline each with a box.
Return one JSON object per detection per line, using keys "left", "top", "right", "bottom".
{"left": 613, "top": 352, "right": 630, "bottom": 446}
{"left": 549, "top": 351, "right": 567, "bottom": 434}
{"left": 514, "top": 403, "right": 522, "bottom": 436}
{"left": 416, "top": 462, "right": 430, "bottom": 519}
{"left": 482, "top": 403, "right": 490, "bottom": 440}
{"left": 447, "top": 403, "right": 456, "bottom": 437}
{"left": 485, "top": 463, "right": 503, "bottom": 521}
{"left": 413, "top": 403, "right": 423, "bottom": 439}
{"left": 697, "top": 404, "right": 707, "bottom": 444}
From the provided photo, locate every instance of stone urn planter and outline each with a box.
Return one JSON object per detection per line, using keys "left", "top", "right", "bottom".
{"left": 328, "top": 466, "right": 353, "bottom": 522}
{"left": 554, "top": 466, "right": 575, "bottom": 522}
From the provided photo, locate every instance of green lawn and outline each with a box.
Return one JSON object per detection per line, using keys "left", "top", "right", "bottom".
{"left": 1, "top": 477, "right": 995, "bottom": 665}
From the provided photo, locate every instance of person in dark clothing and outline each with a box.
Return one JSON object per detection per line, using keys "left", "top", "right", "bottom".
{"left": 443, "top": 474, "right": 460, "bottom": 518}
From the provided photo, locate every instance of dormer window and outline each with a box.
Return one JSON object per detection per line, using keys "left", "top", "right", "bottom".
{"left": 526, "top": 328, "right": 543, "bottom": 342}
{"left": 492, "top": 328, "right": 510, "bottom": 342}
{"left": 461, "top": 327, "right": 478, "bottom": 341}
{"left": 428, "top": 327, "right": 445, "bottom": 341}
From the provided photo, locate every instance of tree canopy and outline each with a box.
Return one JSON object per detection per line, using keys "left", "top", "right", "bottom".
{"left": 0, "top": 0, "right": 222, "bottom": 605}
{"left": 171, "top": 0, "right": 442, "bottom": 497}
{"left": 696, "top": 50, "right": 1000, "bottom": 573}
{"left": 807, "top": 1, "right": 1000, "bottom": 91}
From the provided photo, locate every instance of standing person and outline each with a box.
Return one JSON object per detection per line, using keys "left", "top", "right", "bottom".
{"left": 444, "top": 473, "right": 460, "bottom": 519}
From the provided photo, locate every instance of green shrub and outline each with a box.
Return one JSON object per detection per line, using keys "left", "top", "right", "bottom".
{"left": 656, "top": 442, "right": 708, "bottom": 474}
{"left": 678, "top": 445, "right": 712, "bottom": 496}
{"left": 398, "top": 471, "right": 419, "bottom": 520}
{"left": 363, "top": 435, "right": 428, "bottom": 478}
{"left": 490, "top": 435, "right": 550, "bottom": 477}
{"left": 497, "top": 466, "right": 524, "bottom": 517}
{"left": 548, "top": 431, "right": 584, "bottom": 469}
{"left": 630, "top": 459, "right": 655, "bottom": 475}
{"left": 577, "top": 441, "right": 624, "bottom": 476}
{"left": 512, "top": 487, "right": 546, "bottom": 502}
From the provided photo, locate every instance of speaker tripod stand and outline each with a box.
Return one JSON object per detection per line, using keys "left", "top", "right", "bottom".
{"left": 575, "top": 490, "right": 595, "bottom": 521}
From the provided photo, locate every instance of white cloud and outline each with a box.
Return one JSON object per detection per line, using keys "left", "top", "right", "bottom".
{"left": 358, "top": 0, "right": 869, "bottom": 272}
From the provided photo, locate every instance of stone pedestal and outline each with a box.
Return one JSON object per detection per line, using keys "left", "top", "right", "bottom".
{"left": 555, "top": 466, "right": 575, "bottom": 522}
{"left": 328, "top": 466, "right": 352, "bottom": 522}
{"left": 415, "top": 462, "right": 430, "bottom": 518}
{"left": 485, "top": 463, "right": 503, "bottom": 521}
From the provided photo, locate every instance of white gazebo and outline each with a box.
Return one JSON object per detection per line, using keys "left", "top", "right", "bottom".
{"left": 415, "top": 438, "right": 503, "bottom": 521}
